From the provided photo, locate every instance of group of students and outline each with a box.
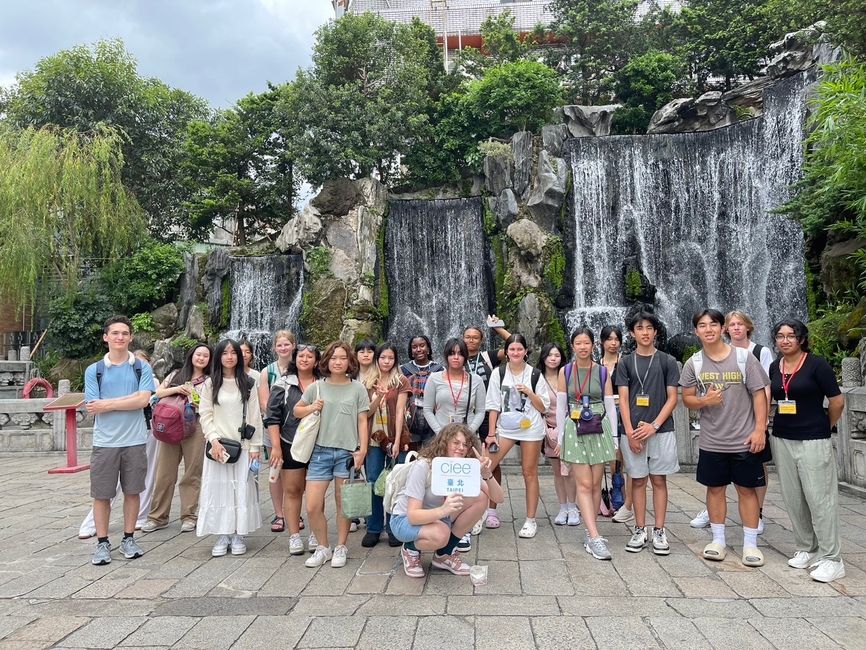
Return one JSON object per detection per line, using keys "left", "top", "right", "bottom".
{"left": 82, "top": 307, "right": 846, "bottom": 584}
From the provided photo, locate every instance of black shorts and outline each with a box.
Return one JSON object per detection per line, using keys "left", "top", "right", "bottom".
{"left": 279, "top": 438, "right": 309, "bottom": 471}
{"left": 696, "top": 449, "right": 767, "bottom": 488}
{"left": 757, "top": 430, "right": 772, "bottom": 463}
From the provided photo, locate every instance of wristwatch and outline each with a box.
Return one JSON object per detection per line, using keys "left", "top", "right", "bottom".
{"left": 651, "top": 421, "right": 660, "bottom": 431}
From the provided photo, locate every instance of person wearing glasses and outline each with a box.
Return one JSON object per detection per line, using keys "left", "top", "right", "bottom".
{"left": 769, "top": 318, "right": 845, "bottom": 583}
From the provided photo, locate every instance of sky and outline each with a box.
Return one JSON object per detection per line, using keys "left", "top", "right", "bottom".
{"left": 0, "top": 0, "right": 334, "bottom": 108}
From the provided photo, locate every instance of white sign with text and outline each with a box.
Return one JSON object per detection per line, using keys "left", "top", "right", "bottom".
{"left": 431, "top": 457, "right": 482, "bottom": 497}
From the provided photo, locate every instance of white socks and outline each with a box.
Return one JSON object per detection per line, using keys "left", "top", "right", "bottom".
{"left": 743, "top": 526, "right": 759, "bottom": 549}
{"left": 710, "top": 523, "right": 726, "bottom": 547}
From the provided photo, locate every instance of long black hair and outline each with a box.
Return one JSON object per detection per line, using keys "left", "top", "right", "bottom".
{"left": 211, "top": 338, "right": 254, "bottom": 405}
{"left": 169, "top": 343, "right": 212, "bottom": 387}
{"left": 569, "top": 327, "right": 595, "bottom": 345}
{"left": 536, "top": 342, "right": 567, "bottom": 373}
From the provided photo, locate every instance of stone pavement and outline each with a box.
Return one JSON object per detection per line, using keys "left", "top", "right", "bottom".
{"left": 1, "top": 454, "right": 866, "bottom": 649}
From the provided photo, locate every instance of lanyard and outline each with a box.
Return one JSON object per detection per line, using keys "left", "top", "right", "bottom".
{"left": 572, "top": 362, "right": 593, "bottom": 401}
{"left": 633, "top": 352, "right": 656, "bottom": 394}
{"left": 507, "top": 364, "right": 529, "bottom": 412}
{"left": 468, "top": 355, "right": 482, "bottom": 375}
{"left": 780, "top": 352, "right": 807, "bottom": 400}
{"left": 446, "top": 371, "right": 466, "bottom": 410}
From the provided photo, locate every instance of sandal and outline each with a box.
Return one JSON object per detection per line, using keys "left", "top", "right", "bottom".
{"left": 485, "top": 511, "right": 501, "bottom": 529}
{"left": 742, "top": 547, "right": 764, "bottom": 567}
{"left": 702, "top": 542, "right": 727, "bottom": 561}
{"left": 271, "top": 516, "right": 285, "bottom": 533}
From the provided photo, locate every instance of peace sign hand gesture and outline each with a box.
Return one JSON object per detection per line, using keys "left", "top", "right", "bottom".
{"left": 472, "top": 445, "right": 494, "bottom": 480}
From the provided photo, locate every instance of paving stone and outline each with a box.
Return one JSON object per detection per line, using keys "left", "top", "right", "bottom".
{"left": 424, "top": 572, "right": 474, "bottom": 595}
{"left": 258, "top": 562, "right": 315, "bottom": 597}
{"left": 291, "top": 595, "right": 370, "bottom": 616}
{"left": 0, "top": 615, "right": 36, "bottom": 640}
{"left": 358, "top": 595, "right": 446, "bottom": 616}
{"left": 151, "top": 596, "right": 294, "bottom": 617}
{"left": 646, "top": 616, "right": 708, "bottom": 649}
{"left": 585, "top": 615, "right": 660, "bottom": 648}
{"left": 5, "top": 615, "right": 88, "bottom": 644}
{"left": 474, "top": 616, "right": 535, "bottom": 649}
{"left": 115, "top": 579, "right": 178, "bottom": 599}
{"left": 24, "top": 575, "right": 91, "bottom": 599}
{"left": 748, "top": 617, "right": 841, "bottom": 648}
{"left": 447, "top": 595, "right": 558, "bottom": 616}
{"left": 356, "top": 615, "right": 418, "bottom": 650}
{"left": 232, "top": 615, "right": 310, "bottom": 649}
{"left": 347, "top": 572, "right": 390, "bottom": 594}
{"left": 558, "top": 596, "right": 677, "bottom": 617}
{"left": 750, "top": 596, "right": 865, "bottom": 618}
{"left": 530, "top": 615, "right": 594, "bottom": 648}
{"left": 297, "top": 615, "right": 365, "bottom": 648}
{"left": 667, "top": 597, "right": 762, "bottom": 618}
{"left": 358, "top": 556, "right": 399, "bottom": 574}
{"left": 520, "top": 559, "right": 574, "bottom": 595}
{"left": 384, "top": 570, "right": 425, "bottom": 596}
{"left": 300, "top": 559, "right": 363, "bottom": 596}
{"left": 718, "top": 570, "right": 790, "bottom": 598}
{"left": 691, "top": 617, "right": 774, "bottom": 649}
{"left": 167, "top": 615, "right": 255, "bottom": 648}
{"left": 59, "top": 616, "right": 147, "bottom": 648}
{"left": 470, "top": 560, "right": 521, "bottom": 596}
{"left": 673, "top": 576, "right": 738, "bottom": 598}
{"left": 413, "top": 615, "right": 474, "bottom": 650}
{"left": 26, "top": 599, "right": 157, "bottom": 618}
{"left": 808, "top": 616, "right": 866, "bottom": 649}
{"left": 119, "top": 616, "right": 198, "bottom": 646}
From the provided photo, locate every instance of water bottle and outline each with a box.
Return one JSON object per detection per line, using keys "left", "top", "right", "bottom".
{"left": 249, "top": 458, "right": 260, "bottom": 478}
{"left": 184, "top": 402, "right": 195, "bottom": 425}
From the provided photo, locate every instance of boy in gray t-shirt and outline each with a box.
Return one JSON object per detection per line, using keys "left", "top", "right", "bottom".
{"left": 679, "top": 309, "right": 769, "bottom": 568}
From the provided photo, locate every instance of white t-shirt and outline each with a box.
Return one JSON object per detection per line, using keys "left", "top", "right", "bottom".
{"left": 747, "top": 341, "right": 774, "bottom": 375}
{"left": 485, "top": 364, "right": 549, "bottom": 441}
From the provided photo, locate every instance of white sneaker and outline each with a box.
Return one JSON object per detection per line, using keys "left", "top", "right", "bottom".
{"left": 141, "top": 520, "right": 167, "bottom": 533}
{"left": 788, "top": 550, "right": 816, "bottom": 569}
{"left": 180, "top": 520, "right": 196, "bottom": 533}
{"left": 652, "top": 528, "right": 670, "bottom": 556}
{"left": 331, "top": 544, "right": 348, "bottom": 568}
{"left": 289, "top": 533, "right": 304, "bottom": 556}
{"left": 471, "top": 518, "right": 484, "bottom": 536}
{"left": 757, "top": 516, "right": 764, "bottom": 535}
{"left": 212, "top": 535, "right": 230, "bottom": 557}
{"left": 626, "top": 526, "right": 647, "bottom": 553}
{"left": 305, "top": 546, "right": 333, "bottom": 567}
{"left": 554, "top": 509, "right": 568, "bottom": 526}
{"left": 307, "top": 532, "right": 319, "bottom": 553}
{"left": 349, "top": 519, "right": 359, "bottom": 532}
{"left": 567, "top": 508, "right": 581, "bottom": 526}
{"left": 230, "top": 535, "right": 246, "bottom": 555}
{"left": 518, "top": 519, "right": 538, "bottom": 538}
{"left": 690, "top": 509, "right": 711, "bottom": 528}
{"left": 810, "top": 559, "right": 845, "bottom": 583}
{"left": 612, "top": 505, "right": 634, "bottom": 523}
{"left": 78, "top": 526, "right": 97, "bottom": 540}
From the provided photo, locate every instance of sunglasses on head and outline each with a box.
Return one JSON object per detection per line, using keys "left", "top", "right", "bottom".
{"left": 296, "top": 344, "right": 318, "bottom": 353}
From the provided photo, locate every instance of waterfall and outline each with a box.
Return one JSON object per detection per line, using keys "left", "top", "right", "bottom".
{"left": 385, "top": 198, "right": 492, "bottom": 357}
{"left": 223, "top": 254, "right": 303, "bottom": 368}
{"left": 565, "top": 72, "right": 811, "bottom": 344}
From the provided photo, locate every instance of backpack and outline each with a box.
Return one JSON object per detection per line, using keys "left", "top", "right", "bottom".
{"left": 497, "top": 364, "right": 542, "bottom": 393}
{"left": 564, "top": 362, "right": 608, "bottom": 403}
{"left": 384, "top": 452, "right": 429, "bottom": 514}
{"left": 751, "top": 344, "right": 764, "bottom": 362}
{"left": 151, "top": 394, "right": 191, "bottom": 444}
{"left": 691, "top": 346, "right": 749, "bottom": 391}
{"left": 96, "top": 358, "right": 151, "bottom": 427}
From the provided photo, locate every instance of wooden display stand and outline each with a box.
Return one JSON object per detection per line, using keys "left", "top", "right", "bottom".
{"left": 44, "top": 393, "right": 88, "bottom": 474}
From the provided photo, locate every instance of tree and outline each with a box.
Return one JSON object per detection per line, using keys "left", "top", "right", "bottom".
{"left": 765, "top": 0, "right": 866, "bottom": 59}
{"left": 182, "top": 85, "right": 302, "bottom": 246}
{"left": 0, "top": 39, "right": 209, "bottom": 238}
{"left": 0, "top": 125, "right": 146, "bottom": 310}
{"left": 675, "top": 0, "right": 777, "bottom": 90}
{"left": 611, "top": 50, "right": 688, "bottom": 133}
{"left": 294, "top": 14, "right": 440, "bottom": 186}
{"left": 548, "top": 0, "right": 642, "bottom": 104}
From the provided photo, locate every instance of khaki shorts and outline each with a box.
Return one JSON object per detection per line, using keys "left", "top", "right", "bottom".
{"left": 90, "top": 445, "right": 147, "bottom": 500}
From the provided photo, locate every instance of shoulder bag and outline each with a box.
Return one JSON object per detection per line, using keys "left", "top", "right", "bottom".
{"left": 291, "top": 381, "right": 321, "bottom": 463}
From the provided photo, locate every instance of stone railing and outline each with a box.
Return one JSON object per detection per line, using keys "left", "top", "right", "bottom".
{"left": 0, "top": 398, "right": 93, "bottom": 452}
{"left": 835, "top": 387, "right": 866, "bottom": 491}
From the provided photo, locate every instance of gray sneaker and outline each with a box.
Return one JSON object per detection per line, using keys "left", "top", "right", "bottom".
{"left": 626, "top": 526, "right": 647, "bottom": 553}
{"left": 120, "top": 536, "right": 144, "bottom": 559}
{"left": 584, "top": 533, "right": 612, "bottom": 560}
{"left": 652, "top": 528, "right": 670, "bottom": 555}
{"left": 91, "top": 540, "right": 112, "bottom": 565}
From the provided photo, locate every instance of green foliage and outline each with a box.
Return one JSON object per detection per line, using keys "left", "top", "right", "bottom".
{"left": 462, "top": 61, "right": 562, "bottom": 139}
{"left": 477, "top": 139, "right": 513, "bottom": 160}
{"left": 612, "top": 50, "right": 688, "bottom": 134}
{"left": 456, "top": 11, "right": 529, "bottom": 77}
{"left": 294, "top": 14, "right": 444, "bottom": 186}
{"left": 483, "top": 203, "right": 497, "bottom": 237}
{"left": 0, "top": 125, "right": 146, "bottom": 309}
{"left": 99, "top": 240, "right": 185, "bottom": 314}
{"left": 32, "top": 349, "right": 61, "bottom": 381}
{"left": 170, "top": 333, "right": 198, "bottom": 352}
{"left": 182, "top": 84, "right": 301, "bottom": 245}
{"left": 807, "top": 302, "right": 863, "bottom": 367}
{"left": 0, "top": 39, "right": 209, "bottom": 238}
{"left": 307, "top": 246, "right": 333, "bottom": 278}
{"left": 131, "top": 312, "right": 155, "bottom": 333}
{"left": 625, "top": 267, "right": 643, "bottom": 301}
{"left": 47, "top": 288, "right": 114, "bottom": 359}
{"left": 681, "top": 344, "right": 701, "bottom": 363}
{"left": 543, "top": 237, "right": 566, "bottom": 291}
{"left": 220, "top": 277, "right": 231, "bottom": 330}
{"left": 765, "top": 0, "right": 866, "bottom": 60}
{"left": 376, "top": 216, "right": 390, "bottom": 319}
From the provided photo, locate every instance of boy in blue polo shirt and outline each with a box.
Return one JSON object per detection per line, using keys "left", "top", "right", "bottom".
{"left": 84, "top": 316, "right": 155, "bottom": 565}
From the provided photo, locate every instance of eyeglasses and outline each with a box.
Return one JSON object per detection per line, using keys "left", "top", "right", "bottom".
{"left": 451, "top": 440, "right": 469, "bottom": 449}
{"left": 774, "top": 334, "right": 799, "bottom": 342}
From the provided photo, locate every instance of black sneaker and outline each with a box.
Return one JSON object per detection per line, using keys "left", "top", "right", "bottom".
{"left": 361, "top": 531, "right": 380, "bottom": 548}
{"left": 456, "top": 533, "right": 471, "bottom": 552}
{"left": 387, "top": 530, "right": 402, "bottom": 547}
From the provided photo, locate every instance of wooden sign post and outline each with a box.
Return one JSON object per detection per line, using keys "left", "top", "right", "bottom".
{"left": 44, "top": 393, "right": 88, "bottom": 474}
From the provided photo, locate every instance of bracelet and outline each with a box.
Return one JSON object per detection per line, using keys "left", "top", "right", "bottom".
{"left": 482, "top": 475, "right": 493, "bottom": 481}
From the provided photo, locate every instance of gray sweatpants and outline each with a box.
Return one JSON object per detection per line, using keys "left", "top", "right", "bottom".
{"left": 770, "top": 436, "right": 841, "bottom": 562}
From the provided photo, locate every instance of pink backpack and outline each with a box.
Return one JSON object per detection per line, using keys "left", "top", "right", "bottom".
{"left": 151, "top": 394, "right": 191, "bottom": 444}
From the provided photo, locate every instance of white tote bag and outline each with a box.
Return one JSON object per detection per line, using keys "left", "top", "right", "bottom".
{"left": 291, "top": 382, "right": 321, "bottom": 463}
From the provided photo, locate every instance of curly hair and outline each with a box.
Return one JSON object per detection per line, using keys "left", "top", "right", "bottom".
{"left": 419, "top": 423, "right": 482, "bottom": 461}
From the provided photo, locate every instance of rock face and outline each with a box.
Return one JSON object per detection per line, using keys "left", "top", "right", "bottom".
{"left": 151, "top": 339, "right": 187, "bottom": 381}
{"left": 820, "top": 239, "right": 866, "bottom": 297}
{"left": 276, "top": 203, "right": 323, "bottom": 253}
{"left": 559, "top": 105, "right": 620, "bottom": 137}
{"left": 483, "top": 154, "right": 513, "bottom": 196}
{"left": 175, "top": 253, "right": 199, "bottom": 332}
{"left": 203, "top": 248, "right": 231, "bottom": 329}
{"left": 622, "top": 256, "right": 657, "bottom": 304}
{"left": 184, "top": 304, "right": 206, "bottom": 341}
{"left": 541, "top": 124, "right": 569, "bottom": 157}
{"left": 527, "top": 150, "right": 568, "bottom": 231}
{"left": 491, "top": 189, "right": 519, "bottom": 230}
{"left": 511, "top": 131, "right": 534, "bottom": 199}
{"left": 151, "top": 304, "right": 178, "bottom": 339}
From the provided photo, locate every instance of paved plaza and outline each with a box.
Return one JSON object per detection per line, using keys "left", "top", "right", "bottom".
{"left": 1, "top": 453, "right": 866, "bottom": 649}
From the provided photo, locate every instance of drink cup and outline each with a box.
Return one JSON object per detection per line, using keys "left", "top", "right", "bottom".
{"left": 469, "top": 565, "right": 488, "bottom": 587}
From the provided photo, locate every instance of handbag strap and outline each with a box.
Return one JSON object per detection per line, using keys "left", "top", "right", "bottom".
{"left": 463, "top": 371, "right": 473, "bottom": 423}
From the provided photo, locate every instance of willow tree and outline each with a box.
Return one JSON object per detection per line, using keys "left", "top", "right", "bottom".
{"left": 0, "top": 125, "right": 146, "bottom": 311}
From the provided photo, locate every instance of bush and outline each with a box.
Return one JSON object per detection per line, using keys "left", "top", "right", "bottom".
{"left": 99, "top": 239, "right": 185, "bottom": 314}
{"left": 611, "top": 50, "right": 687, "bottom": 135}
{"left": 48, "top": 288, "right": 114, "bottom": 359}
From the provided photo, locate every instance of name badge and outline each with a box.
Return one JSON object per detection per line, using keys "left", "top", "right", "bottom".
{"left": 449, "top": 414, "right": 465, "bottom": 423}
{"left": 570, "top": 408, "right": 581, "bottom": 420}
{"left": 778, "top": 400, "right": 797, "bottom": 415}
{"left": 520, "top": 418, "right": 531, "bottom": 429}
{"left": 635, "top": 393, "right": 650, "bottom": 407}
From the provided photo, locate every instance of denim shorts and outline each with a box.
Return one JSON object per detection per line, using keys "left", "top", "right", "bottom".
{"left": 389, "top": 513, "right": 451, "bottom": 543}
{"left": 306, "top": 444, "right": 354, "bottom": 481}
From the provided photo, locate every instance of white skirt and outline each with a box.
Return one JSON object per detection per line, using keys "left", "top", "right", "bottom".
{"left": 196, "top": 448, "right": 261, "bottom": 536}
